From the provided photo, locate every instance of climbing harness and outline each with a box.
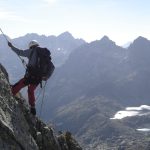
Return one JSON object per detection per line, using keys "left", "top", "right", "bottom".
{"left": 0, "top": 28, "right": 27, "bottom": 69}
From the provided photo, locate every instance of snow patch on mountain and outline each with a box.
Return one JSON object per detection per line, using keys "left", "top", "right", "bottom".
{"left": 111, "top": 105, "right": 150, "bottom": 119}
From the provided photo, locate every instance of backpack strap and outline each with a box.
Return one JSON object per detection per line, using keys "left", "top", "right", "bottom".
{"left": 26, "top": 48, "right": 40, "bottom": 77}
{"left": 29, "top": 49, "right": 35, "bottom": 60}
{"left": 29, "top": 47, "right": 40, "bottom": 69}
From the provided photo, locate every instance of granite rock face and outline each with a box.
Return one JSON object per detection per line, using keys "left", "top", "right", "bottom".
{"left": 0, "top": 63, "right": 82, "bottom": 150}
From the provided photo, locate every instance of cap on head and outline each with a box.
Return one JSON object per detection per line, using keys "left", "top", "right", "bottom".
{"left": 28, "top": 40, "right": 39, "bottom": 49}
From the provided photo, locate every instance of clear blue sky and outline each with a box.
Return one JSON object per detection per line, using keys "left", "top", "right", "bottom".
{"left": 0, "top": 0, "right": 150, "bottom": 45}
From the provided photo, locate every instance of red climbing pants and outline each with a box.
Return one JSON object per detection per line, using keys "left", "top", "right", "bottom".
{"left": 12, "top": 77, "right": 39, "bottom": 107}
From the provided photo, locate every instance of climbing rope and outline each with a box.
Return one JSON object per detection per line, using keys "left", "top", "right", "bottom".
{"left": 0, "top": 28, "right": 27, "bottom": 69}
{"left": 38, "top": 81, "right": 47, "bottom": 118}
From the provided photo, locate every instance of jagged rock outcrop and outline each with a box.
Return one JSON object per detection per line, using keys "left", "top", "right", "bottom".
{"left": 0, "top": 63, "right": 82, "bottom": 150}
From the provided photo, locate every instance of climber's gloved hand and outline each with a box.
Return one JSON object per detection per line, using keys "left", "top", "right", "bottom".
{"left": 8, "top": 41, "right": 13, "bottom": 48}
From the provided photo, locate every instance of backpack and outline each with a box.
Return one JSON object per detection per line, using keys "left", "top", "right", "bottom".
{"left": 28, "top": 47, "right": 55, "bottom": 81}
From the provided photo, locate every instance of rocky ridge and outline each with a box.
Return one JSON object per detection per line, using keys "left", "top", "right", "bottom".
{"left": 0, "top": 63, "right": 82, "bottom": 150}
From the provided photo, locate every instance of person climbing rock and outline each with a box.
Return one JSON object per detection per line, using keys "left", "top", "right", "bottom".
{"left": 8, "top": 40, "right": 55, "bottom": 116}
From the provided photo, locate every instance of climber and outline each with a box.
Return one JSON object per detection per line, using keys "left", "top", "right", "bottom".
{"left": 8, "top": 40, "right": 49, "bottom": 116}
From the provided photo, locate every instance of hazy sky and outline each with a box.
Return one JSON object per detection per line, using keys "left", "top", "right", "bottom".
{"left": 0, "top": 0, "right": 150, "bottom": 45}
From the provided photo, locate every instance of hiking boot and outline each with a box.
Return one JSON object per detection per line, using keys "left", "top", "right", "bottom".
{"left": 30, "top": 107, "right": 36, "bottom": 116}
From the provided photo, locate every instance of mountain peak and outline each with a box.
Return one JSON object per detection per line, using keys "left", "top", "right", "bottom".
{"left": 133, "top": 36, "right": 149, "bottom": 43}
{"left": 99, "top": 35, "right": 115, "bottom": 45}
{"left": 58, "top": 31, "right": 74, "bottom": 40}
{"left": 25, "top": 33, "right": 39, "bottom": 37}
{"left": 100, "top": 35, "right": 110, "bottom": 41}
{"left": 129, "top": 36, "right": 150, "bottom": 48}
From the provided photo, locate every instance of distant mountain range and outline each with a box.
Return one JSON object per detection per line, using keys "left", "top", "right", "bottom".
{"left": 41, "top": 35, "right": 150, "bottom": 149}
{"left": 12, "top": 32, "right": 85, "bottom": 67}
{"left": 1, "top": 32, "right": 150, "bottom": 149}
{"left": 43, "top": 36, "right": 150, "bottom": 116}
